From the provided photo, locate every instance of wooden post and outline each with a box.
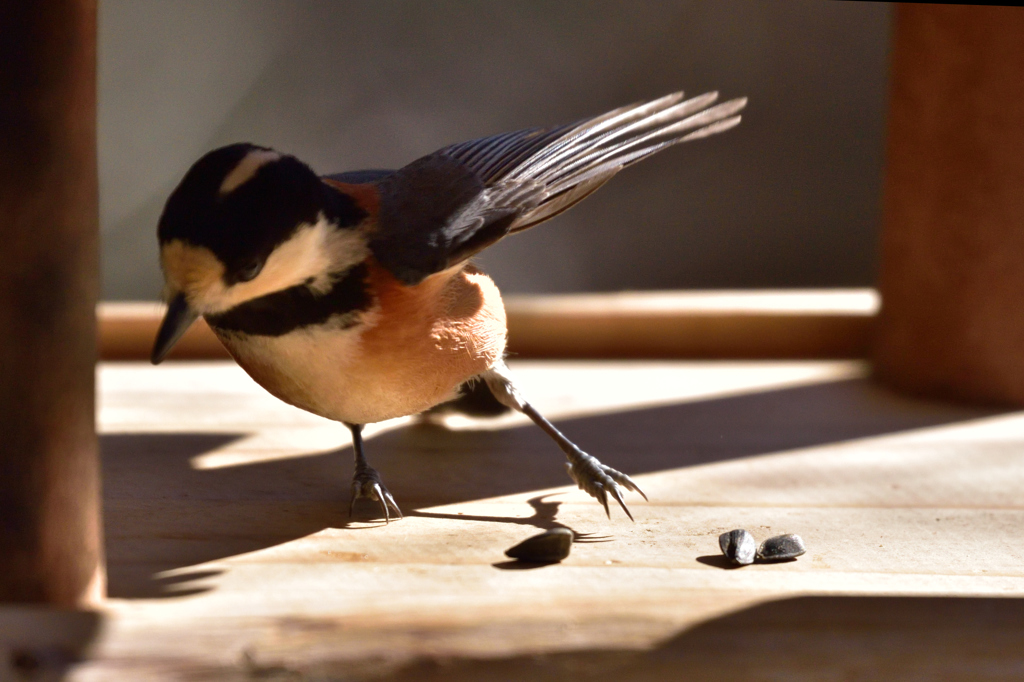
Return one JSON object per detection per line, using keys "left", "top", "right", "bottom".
{"left": 0, "top": 1, "right": 104, "bottom": 606}
{"left": 875, "top": 4, "right": 1024, "bottom": 405}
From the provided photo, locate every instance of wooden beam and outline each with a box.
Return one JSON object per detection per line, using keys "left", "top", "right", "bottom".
{"left": 99, "top": 290, "right": 878, "bottom": 362}
{"left": 0, "top": 0, "right": 103, "bottom": 606}
{"left": 503, "top": 290, "right": 876, "bottom": 360}
{"left": 875, "top": 4, "right": 1024, "bottom": 405}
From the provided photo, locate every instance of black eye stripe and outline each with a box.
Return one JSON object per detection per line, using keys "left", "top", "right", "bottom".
{"left": 206, "top": 264, "right": 371, "bottom": 337}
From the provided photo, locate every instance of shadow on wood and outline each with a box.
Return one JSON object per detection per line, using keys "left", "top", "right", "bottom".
{"left": 368, "top": 595, "right": 1024, "bottom": 682}
{"left": 101, "top": 378, "right": 1003, "bottom": 599}
{"left": 0, "top": 607, "right": 102, "bottom": 681}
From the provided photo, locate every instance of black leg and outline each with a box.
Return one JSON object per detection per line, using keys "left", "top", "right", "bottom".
{"left": 345, "top": 422, "right": 402, "bottom": 523}
{"left": 481, "top": 362, "right": 647, "bottom": 520}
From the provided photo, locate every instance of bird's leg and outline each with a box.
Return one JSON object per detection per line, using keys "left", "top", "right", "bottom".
{"left": 346, "top": 422, "right": 402, "bottom": 523}
{"left": 482, "top": 361, "right": 647, "bottom": 520}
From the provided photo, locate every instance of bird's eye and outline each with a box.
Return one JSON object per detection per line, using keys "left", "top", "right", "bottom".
{"left": 237, "top": 259, "right": 264, "bottom": 282}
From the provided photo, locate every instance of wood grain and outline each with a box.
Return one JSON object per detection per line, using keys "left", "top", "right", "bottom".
{"left": 48, "top": 360, "right": 1024, "bottom": 679}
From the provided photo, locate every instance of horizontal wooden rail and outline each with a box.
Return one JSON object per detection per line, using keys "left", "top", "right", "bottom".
{"left": 98, "top": 289, "right": 878, "bottom": 361}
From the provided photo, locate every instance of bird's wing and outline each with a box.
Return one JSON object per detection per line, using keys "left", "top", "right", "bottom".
{"left": 367, "top": 91, "right": 747, "bottom": 285}
{"left": 324, "top": 169, "right": 395, "bottom": 185}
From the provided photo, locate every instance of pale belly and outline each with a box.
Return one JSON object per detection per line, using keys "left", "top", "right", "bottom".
{"left": 212, "top": 266, "right": 507, "bottom": 425}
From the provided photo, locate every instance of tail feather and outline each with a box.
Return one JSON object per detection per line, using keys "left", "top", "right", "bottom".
{"left": 504, "top": 92, "right": 746, "bottom": 232}
{"left": 544, "top": 97, "right": 746, "bottom": 186}
{"left": 436, "top": 90, "right": 746, "bottom": 236}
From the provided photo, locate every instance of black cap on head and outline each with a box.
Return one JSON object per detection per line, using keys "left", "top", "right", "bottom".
{"left": 157, "top": 144, "right": 366, "bottom": 277}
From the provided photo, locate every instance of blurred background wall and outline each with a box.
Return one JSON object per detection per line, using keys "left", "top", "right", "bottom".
{"left": 98, "top": 0, "right": 890, "bottom": 300}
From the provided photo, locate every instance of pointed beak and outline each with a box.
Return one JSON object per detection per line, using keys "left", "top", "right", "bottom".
{"left": 151, "top": 292, "right": 199, "bottom": 364}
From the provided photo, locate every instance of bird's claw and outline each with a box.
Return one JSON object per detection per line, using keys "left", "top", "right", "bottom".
{"left": 565, "top": 450, "right": 646, "bottom": 521}
{"left": 349, "top": 465, "right": 402, "bottom": 523}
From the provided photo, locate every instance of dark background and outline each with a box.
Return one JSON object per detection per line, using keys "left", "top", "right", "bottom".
{"left": 98, "top": 0, "right": 890, "bottom": 299}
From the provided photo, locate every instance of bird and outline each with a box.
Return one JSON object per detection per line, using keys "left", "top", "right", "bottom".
{"left": 151, "top": 90, "right": 747, "bottom": 523}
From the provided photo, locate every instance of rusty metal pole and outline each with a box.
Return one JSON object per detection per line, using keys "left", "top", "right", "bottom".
{"left": 0, "top": 0, "right": 104, "bottom": 606}
{"left": 875, "top": 4, "right": 1024, "bottom": 405}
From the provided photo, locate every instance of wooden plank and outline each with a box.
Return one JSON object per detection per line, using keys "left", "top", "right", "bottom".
{"left": 876, "top": 4, "right": 1024, "bottom": 405}
{"left": 58, "top": 360, "right": 1024, "bottom": 679}
{"left": 98, "top": 290, "right": 878, "bottom": 361}
{"left": 0, "top": 0, "right": 104, "bottom": 608}
{"left": 505, "top": 290, "right": 877, "bottom": 359}
{"left": 99, "top": 302, "right": 229, "bottom": 362}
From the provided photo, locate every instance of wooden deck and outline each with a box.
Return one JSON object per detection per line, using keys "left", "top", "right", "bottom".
{"left": 42, "top": 358, "right": 1024, "bottom": 679}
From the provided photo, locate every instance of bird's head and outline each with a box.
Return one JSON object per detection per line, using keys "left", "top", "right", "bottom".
{"left": 151, "top": 143, "right": 369, "bottom": 363}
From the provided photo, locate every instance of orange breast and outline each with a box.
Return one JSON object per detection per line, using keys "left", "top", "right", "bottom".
{"left": 216, "top": 260, "right": 508, "bottom": 425}
{"left": 346, "top": 260, "right": 508, "bottom": 420}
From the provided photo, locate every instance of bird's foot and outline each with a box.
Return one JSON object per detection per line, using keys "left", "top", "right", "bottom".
{"left": 349, "top": 464, "right": 403, "bottom": 523}
{"left": 565, "top": 449, "right": 647, "bottom": 521}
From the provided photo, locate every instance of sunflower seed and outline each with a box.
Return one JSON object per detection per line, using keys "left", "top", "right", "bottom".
{"left": 718, "top": 529, "right": 756, "bottom": 565}
{"left": 756, "top": 533, "right": 806, "bottom": 562}
{"left": 505, "top": 528, "right": 573, "bottom": 563}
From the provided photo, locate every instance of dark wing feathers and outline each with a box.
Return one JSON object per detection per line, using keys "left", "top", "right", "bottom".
{"left": 453, "top": 125, "right": 579, "bottom": 184}
{"left": 357, "top": 91, "right": 746, "bottom": 284}
{"left": 501, "top": 173, "right": 616, "bottom": 234}
{"left": 367, "top": 155, "right": 548, "bottom": 284}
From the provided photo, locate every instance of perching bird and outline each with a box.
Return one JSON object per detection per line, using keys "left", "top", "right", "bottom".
{"left": 151, "top": 91, "right": 747, "bottom": 522}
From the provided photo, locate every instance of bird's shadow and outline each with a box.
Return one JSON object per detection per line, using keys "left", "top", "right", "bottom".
{"left": 102, "top": 377, "right": 1004, "bottom": 598}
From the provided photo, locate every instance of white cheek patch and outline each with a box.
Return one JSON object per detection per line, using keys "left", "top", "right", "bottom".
{"left": 219, "top": 149, "right": 281, "bottom": 195}
{"left": 162, "top": 215, "right": 370, "bottom": 315}
{"left": 230, "top": 216, "right": 369, "bottom": 304}
{"left": 311, "top": 220, "right": 373, "bottom": 293}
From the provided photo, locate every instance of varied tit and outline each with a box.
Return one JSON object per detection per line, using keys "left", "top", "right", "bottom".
{"left": 151, "top": 91, "right": 747, "bottom": 522}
